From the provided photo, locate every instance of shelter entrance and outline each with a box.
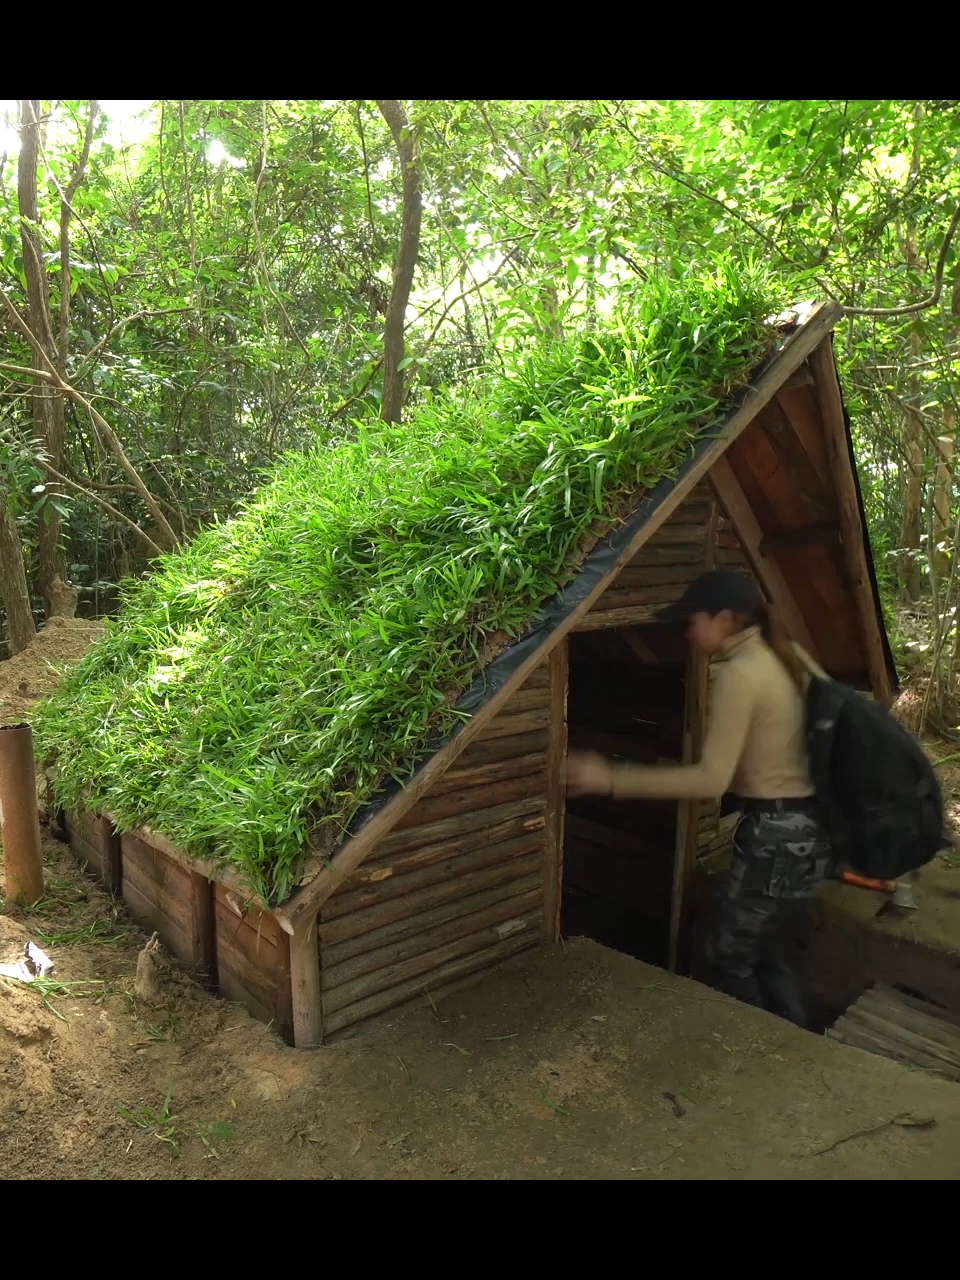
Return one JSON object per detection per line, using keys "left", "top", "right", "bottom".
{"left": 561, "top": 626, "right": 688, "bottom": 968}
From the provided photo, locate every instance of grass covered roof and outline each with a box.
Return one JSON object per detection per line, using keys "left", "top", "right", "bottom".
{"left": 37, "top": 263, "right": 781, "bottom": 902}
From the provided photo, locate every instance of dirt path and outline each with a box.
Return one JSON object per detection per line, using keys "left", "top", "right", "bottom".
{"left": 3, "top": 836, "right": 959, "bottom": 1181}
{"left": 4, "top": 619, "right": 960, "bottom": 1178}
{"left": 0, "top": 618, "right": 104, "bottom": 727}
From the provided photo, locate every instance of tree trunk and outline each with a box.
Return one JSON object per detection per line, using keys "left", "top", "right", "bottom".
{"left": 897, "top": 107, "right": 930, "bottom": 603}
{"left": 376, "top": 100, "right": 422, "bottom": 425}
{"left": 539, "top": 282, "right": 564, "bottom": 342}
{"left": 0, "top": 485, "right": 36, "bottom": 655}
{"left": 899, "top": 436, "right": 924, "bottom": 601}
{"left": 899, "top": 332, "right": 924, "bottom": 601}
{"left": 933, "top": 427, "right": 954, "bottom": 582}
{"left": 17, "top": 99, "right": 65, "bottom": 612}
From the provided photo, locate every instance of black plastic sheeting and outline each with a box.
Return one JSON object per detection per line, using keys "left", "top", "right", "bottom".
{"left": 305, "top": 323, "right": 894, "bottom": 882}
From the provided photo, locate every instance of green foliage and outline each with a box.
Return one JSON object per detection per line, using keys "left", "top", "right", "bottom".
{"left": 4, "top": 98, "right": 959, "bottom": 641}
{"left": 35, "top": 260, "right": 778, "bottom": 901}
{"left": 115, "top": 1083, "right": 178, "bottom": 1149}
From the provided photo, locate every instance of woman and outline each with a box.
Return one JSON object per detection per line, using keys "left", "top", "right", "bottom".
{"left": 565, "top": 569, "right": 833, "bottom": 1027}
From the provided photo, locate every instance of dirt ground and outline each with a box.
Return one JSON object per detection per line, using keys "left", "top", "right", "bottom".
{"left": 0, "top": 834, "right": 958, "bottom": 1181}
{"left": 2, "top": 619, "right": 960, "bottom": 1180}
{"left": 0, "top": 618, "right": 104, "bottom": 727}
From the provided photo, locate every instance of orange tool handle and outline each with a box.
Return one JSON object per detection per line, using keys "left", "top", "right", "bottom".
{"left": 841, "top": 870, "right": 896, "bottom": 893}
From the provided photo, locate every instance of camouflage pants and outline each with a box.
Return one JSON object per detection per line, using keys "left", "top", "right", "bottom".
{"left": 705, "top": 805, "right": 833, "bottom": 1027}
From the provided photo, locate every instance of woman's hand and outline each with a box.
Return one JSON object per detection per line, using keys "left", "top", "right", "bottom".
{"left": 565, "top": 750, "right": 614, "bottom": 797}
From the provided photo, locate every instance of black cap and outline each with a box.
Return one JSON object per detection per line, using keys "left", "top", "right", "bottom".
{"left": 653, "top": 570, "right": 762, "bottom": 625}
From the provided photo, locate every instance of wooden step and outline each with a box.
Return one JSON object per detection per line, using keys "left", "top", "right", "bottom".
{"left": 826, "top": 983, "right": 960, "bottom": 1082}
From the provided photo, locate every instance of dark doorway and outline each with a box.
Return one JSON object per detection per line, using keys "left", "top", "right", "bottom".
{"left": 561, "top": 627, "right": 686, "bottom": 967}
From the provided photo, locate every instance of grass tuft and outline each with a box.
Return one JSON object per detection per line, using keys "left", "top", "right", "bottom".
{"left": 36, "top": 259, "right": 780, "bottom": 901}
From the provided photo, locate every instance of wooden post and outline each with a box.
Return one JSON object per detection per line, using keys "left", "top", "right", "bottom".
{"left": 0, "top": 723, "right": 43, "bottom": 905}
{"left": 290, "top": 910, "right": 323, "bottom": 1047}
{"left": 189, "top": 871, "right": 217, "bottom": 988}
{"left": 543, "top": 642, "right": 569, "bottom": 941}
{"left": 99, "top": 815, "right": 122, "bottom": 896}
{"left": 668, "top": 498, "right": 717, "bottom": 974}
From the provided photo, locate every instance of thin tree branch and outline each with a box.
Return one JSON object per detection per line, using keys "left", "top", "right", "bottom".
{"left": 0, "top": 288, "right": 179, "bottom": 548}
{"left": 40, "top": 462, "right": 164, "bottom": 556}
{"left": 18, "top": 100, "right": 58, "bottom": 357}
{"left": 413, "top": 251, "right": 519, "bottom": 357}
{"left": 603, "top": 103, "right": 820, "bottom": 273}
{"left": 610, "top": 243, "right": 648, "bottom": 281}
{"left": 178, "top": 101, "right": 197, "bottom": 269}
{"left": 355, "top": 101, "right": 377, "bottom": 246}
{"left": 58, "top": 100, "right": 99, "bottom": 373}
{"left": 331, "top": 358, "right": 384, "bottom": 420}
{"left": 74, "top": 307, "right": 194, "bottom": 381}
{"left": 250, "top": 101, "right": 312, "bottom": 365}
{"left": 843, "top": 197, "right": 960, "bottom": 317}
{"left": 34, "top": 101, "right": 115, "bottom": 334}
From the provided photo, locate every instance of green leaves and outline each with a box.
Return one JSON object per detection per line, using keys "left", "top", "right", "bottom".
{"left": 36, "top": 258, "right": 777, "bottom": 902}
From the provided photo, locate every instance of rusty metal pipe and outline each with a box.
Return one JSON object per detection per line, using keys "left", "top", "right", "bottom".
{"left": 0, "top": 723, "right": 43, "bottom": 905}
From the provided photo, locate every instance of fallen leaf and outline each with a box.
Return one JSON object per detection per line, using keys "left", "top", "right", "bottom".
{"left": 538, "top": 1097, "right": 569, "bottom": 1116}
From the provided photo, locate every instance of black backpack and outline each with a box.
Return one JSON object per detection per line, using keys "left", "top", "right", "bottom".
{"left": 805, "top": 676, "right": 950, "bottom": 881}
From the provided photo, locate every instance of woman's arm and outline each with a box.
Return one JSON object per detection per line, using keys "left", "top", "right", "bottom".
{"left": 566, "top": 661, "right": 756, "bottom": 801}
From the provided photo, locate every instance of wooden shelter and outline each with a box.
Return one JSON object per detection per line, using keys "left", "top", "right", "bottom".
{"left": 58, "top": 300, "right": 897, "bottom": 1046}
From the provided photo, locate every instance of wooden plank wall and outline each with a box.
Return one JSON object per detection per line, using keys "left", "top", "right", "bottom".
{"left": 575, "top": 490, "right": 716, "bottom": 631}
{"left": 316, "top": 660, "right": 554, "bottom": 1037}
{"left": 61, "top": 809, "right": 106, "bottom": 878}
{"left": 720, "top": 361, "right": 879, "bottom": 688}
{"left": 63, "top": 809, "right": 293, "bottom": 1038}
{"left": 214, "top": 885, "right": 293, "bottom": 1040}
{"left": 120, "top": 831, "right": 216, "bottom": 981}
{"left": 61, "top": 808, "right": 121, "bottom": 893}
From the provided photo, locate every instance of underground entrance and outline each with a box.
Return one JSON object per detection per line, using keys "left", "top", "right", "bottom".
{"left": 560, "top": 628, "right": 960, "bottom": 1069}
{"left": 561, "top": 626, "right": 689, "bottom": 968}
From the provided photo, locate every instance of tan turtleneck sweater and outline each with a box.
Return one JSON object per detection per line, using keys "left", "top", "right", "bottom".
{"left": 609, "top": 627, "right": 826, "bottom": 802}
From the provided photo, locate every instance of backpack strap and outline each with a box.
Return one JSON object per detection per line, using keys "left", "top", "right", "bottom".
{"left": 791, "top": 642, "right": 829, "bottom": 683}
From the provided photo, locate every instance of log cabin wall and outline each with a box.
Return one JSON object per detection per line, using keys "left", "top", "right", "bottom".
{"left": 315, "top": 656, "right": 560, "bottom": 1038}
{"left": 574, "top": 490, "right": 719, "bottom": 633}
{"left": 712, "top": 354, "right": 891, "bottom": 696}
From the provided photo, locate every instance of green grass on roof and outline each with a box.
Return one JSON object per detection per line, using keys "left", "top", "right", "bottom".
{"left": 36, "top": 259, "right": 781, "bottom": 903}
